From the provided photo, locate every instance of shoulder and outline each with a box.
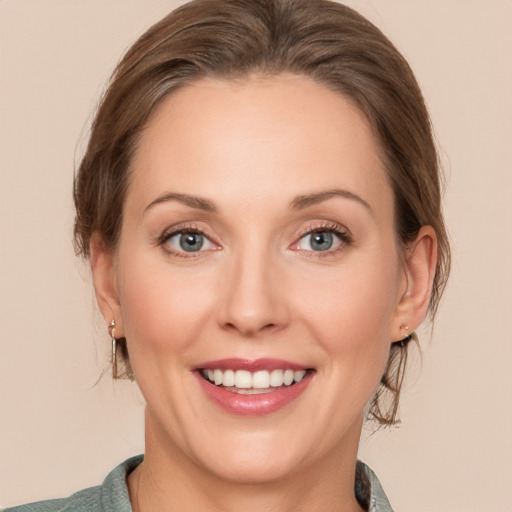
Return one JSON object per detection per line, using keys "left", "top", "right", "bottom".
{"left": 2, "top": 486, "right": 101, "bottom": 512}
{"left": 3, "top": 455, "right": 143, "bottom": 512}
{"left": 356, "top": 460, "right": 394, "bottom": 512}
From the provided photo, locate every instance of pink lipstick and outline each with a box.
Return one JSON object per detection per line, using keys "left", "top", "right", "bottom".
{"left": 194, "top": 358, "right": 314, "bottom": 416}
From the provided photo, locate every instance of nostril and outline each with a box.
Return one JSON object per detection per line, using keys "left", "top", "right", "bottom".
{"left": 222, "top": 321, "right": 278, "bottom": 336}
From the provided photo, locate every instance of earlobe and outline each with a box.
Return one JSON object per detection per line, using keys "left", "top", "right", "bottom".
{"left": 393, "top": 226, "right": 438, "bottom": 341}
{"left": 90, "top": 233, "right": 124, "bottom": 337}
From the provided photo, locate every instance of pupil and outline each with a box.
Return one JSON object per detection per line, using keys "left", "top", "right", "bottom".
{"left": 180, "top": 233, "right": 204, "bottom": 252}
{"left": 311, "top": 232, "right": 333, "bottom": 251}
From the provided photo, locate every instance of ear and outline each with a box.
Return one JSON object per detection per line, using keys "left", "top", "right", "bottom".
{"left": 392, "top": 225, "right": 438, "bottom": 341}
{"left": 90, "top": 233, "right": 124, "bottom": 338}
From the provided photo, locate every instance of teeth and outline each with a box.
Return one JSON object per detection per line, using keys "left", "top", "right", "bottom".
{"left": 252, "top": 370, "right": 270, "bottom": 389}
{"left": 283, "top": 369, "right": 294, "bottom": 385}
{"left": 201, "top": 368, "right": 307, "bottom": 390}
{"left": 294, "top": 370, "right": 305, "bottom": 383}
{"left": 223, "top": 369, "right": 235, "bottom": 387}
{"left": 213, "top": 369, "right": 223, "bottom": 385}
{"left": 234, "top": 370, "right": 251, "bottom": 388}
{"left": 270, "top": 369, "right": 284, "bottom": 387}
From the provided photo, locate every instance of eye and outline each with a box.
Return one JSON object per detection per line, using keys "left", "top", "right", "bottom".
{"left": 298, "top": 231, "right": 339, "bottom": 251}
{"left": 163, "top": 230, "right": 217, "bottom": 254}
{"left": 291, "top": 225, "right": 351, "bottom": 253}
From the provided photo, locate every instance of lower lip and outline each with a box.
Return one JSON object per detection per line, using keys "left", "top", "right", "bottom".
{"left": 195, "top": 372, "right": 313, "bottom": 416}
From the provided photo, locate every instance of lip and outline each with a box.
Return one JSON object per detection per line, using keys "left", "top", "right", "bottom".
{"left": 193, "top": 358, "right": 314, "bottom": 416}
{"left": 194, "top": 357, "right": 309, "bottom": 372}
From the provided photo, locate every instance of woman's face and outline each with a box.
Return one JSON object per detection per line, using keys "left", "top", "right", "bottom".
{"left": 102, "top": 75, "right": 410, "bottom": 482}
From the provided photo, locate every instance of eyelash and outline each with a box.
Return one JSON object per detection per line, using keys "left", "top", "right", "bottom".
{"left": 158, "top": 223, "right": 217, "bottom": 259}
{"left": 292, "top": 222, "right": 352, "bottom": 257}
{"left": 157, "top": 222, "right": 352, "bottom": 258}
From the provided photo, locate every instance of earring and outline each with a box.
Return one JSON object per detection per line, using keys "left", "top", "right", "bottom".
{"left": 398, "top": 324, "right": 414, "bottom": 347}
{"left": 108, "top": 320, "right": 118, "bottom": 379}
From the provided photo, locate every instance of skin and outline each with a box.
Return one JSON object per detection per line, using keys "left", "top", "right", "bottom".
{"left": 92, "top": 74, "right": 437, "bottom": 512}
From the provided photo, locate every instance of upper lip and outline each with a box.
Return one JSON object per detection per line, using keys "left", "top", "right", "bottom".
{"left": 193, "top": 358, "right": 311, "bottom": 372}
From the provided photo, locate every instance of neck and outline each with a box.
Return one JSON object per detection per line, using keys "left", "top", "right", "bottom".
{"left": 128, "top": 411, "right": 365, "bottom": 512}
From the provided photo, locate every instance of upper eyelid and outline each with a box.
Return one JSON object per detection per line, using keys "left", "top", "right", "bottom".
{"left": 295, "top": 221, "right": 351, "bottom": 239}
{"left": 159, "top": 223, "right": 211, "bottom": 241}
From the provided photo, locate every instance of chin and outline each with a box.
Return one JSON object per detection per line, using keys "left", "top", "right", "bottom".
{"left": 200, "top": 446, "right": 305, "bottom": 485}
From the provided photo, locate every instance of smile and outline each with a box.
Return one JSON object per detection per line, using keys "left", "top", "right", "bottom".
{"left": 195, "top": 358, "right": 314, "bottom": 415}
{"left": 200, "top": 368, "right": 307, "bottom": 394}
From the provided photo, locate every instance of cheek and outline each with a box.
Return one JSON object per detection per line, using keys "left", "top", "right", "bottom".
{"left": 292, "top": 252, "right": 401, "bottom": 388}
{"left": 298, "top": 256, "right": 399, "bottom": 341}
{"left": 115, "top": 251, "right": 217, "bottom": 358}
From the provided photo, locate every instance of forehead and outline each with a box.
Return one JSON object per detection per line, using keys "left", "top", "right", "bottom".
{"left": 129, "top": 74, "right": 392, "bottom": 216}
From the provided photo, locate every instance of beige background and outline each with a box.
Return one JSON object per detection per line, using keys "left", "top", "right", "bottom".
{"left": 1, "top": 1, "right": 511, "bottom": 510}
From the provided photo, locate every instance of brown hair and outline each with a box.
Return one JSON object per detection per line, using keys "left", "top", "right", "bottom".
{"left": 74, "top": 0, "right": 450, "bottom": 425}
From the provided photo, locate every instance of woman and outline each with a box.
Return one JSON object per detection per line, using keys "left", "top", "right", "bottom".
{"left": 6, "top": 0, "right": 449, "bottom": 510}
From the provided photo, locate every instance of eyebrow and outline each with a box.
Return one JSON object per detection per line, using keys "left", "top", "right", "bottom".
{"left": 290, "top": 189, "right": 373, "bottom": 214}
{"left": 144, "top": 192, "right": 217, "bottom": 214}
{"left": 143, "top": 188, "right": 372, "bottom": 215}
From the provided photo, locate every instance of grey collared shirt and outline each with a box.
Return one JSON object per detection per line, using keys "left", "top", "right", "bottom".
{"left": 4, "top": 455, "right": 393, "bottom": 511}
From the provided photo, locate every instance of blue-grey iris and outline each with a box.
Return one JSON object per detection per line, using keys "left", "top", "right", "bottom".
{"left": 311, "top": 232, "right": 333, "bottom": 251}
{"left": 179, "top": 233, "right": 204, "bottom": 252}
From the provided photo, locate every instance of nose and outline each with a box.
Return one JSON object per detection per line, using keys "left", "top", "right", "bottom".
{"left": 217, "top": 246, "right": 290, "bottom": 337}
